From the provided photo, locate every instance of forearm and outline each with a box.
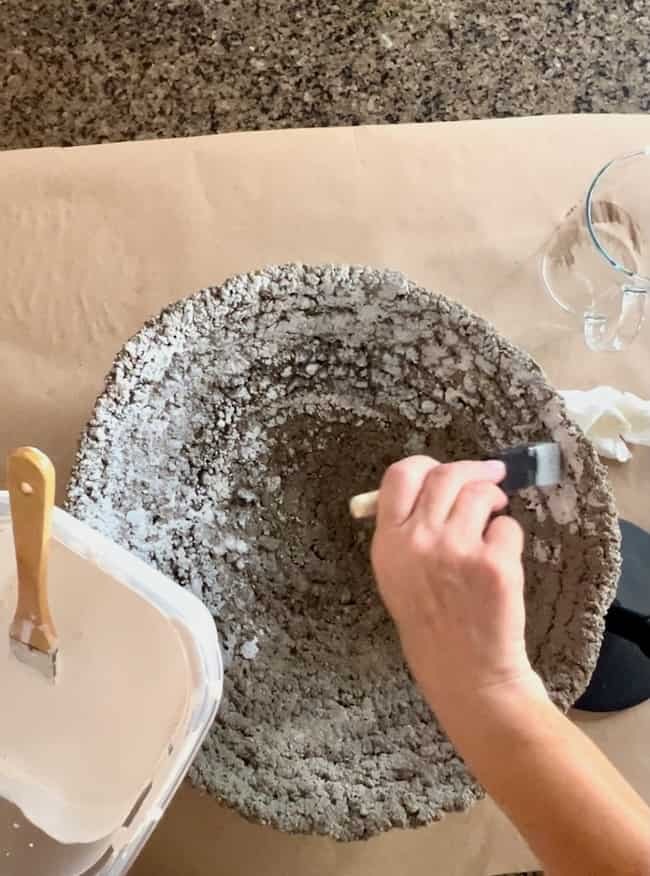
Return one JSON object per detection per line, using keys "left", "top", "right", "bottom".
{"left": 370, "top": 458, "right": 650, "bottom": 874}
{"left": 435, "top": 681, "right": 650, "bottom": 876}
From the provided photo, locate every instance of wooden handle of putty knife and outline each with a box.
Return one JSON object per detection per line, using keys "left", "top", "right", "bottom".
{"left": 349, "top": 490, "right": 379, "bottom": 520}
{"left": 7, "top": 447, "right": 58, "bottom": 653}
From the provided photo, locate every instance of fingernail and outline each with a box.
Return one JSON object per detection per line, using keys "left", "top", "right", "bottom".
{"left": 484, "top": 459, "right": 506, "bottom": 478}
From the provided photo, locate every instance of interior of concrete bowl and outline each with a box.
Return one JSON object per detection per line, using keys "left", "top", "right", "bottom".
{"left": 66, "top": 263, "right": 621, "bottom": 841}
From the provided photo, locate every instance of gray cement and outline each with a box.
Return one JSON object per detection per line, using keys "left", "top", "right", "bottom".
{"left": 66, "top": 264, "right": 620, "bottom": 841}
{"left": 2, "top": 0, "right": 650, "bottom": 150}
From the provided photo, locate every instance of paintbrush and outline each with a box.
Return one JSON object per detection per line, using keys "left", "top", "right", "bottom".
{"left": 349, "top": 441, "right": 564, "bottom": 520}
{"left": 7, "top": 447, "right": 59, "bottom": 682}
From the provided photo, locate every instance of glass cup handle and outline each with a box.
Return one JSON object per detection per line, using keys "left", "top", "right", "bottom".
{"left": 583, "top": 286, "right": 647, "bottom": 352}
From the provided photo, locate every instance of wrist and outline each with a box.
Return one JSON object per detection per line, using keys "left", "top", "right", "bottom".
{"left": 429, "top": 670, "right": 551, "bottom": 737}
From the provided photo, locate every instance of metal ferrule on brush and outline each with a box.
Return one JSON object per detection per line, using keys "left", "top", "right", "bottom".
{"left": 496, "top": 442, "right": 563, "bottom": 495}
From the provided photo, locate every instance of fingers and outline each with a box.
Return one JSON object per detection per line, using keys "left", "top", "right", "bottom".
{"left": 447, "top": 481, "right": 508, "bottom": 541}
{"left": 415, "top": 460, "right": 506, "bottom": 527}
{"left": 484, "top": 515, "right": 525, "bottom": 556}
{"left": 377, "top": 456, "right": 439, "bottom": 528}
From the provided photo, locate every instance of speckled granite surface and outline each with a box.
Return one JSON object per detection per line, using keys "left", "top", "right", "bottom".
{"left": 1, "top": 0, "right": 649, "bottom": 149}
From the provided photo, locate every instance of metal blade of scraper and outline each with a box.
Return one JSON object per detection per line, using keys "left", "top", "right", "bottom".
{"left": 7, "top": 447, "right": 59, "bottom": 682}
{"left": 349, "top": 441, "right": 564, "bottom": 520}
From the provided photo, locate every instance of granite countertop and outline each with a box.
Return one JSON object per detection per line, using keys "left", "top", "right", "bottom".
{"left": 1, "top": 0, "right": 649, "bottom": 150}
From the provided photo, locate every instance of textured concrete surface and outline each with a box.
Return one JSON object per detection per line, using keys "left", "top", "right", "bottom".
{"left": 2, "top": 0, "right": 649, "bottom": 150}
{"left": 67, "top": 264, "right": 620, "bottom": 841}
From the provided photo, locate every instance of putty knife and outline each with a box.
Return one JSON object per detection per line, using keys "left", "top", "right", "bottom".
{"left": 7, "top": 447, "right": 59, "bottom": 682}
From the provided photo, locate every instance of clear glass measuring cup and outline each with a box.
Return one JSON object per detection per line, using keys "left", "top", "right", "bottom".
{"left": 541, "top": 149, "right": 650, "bottom": 352}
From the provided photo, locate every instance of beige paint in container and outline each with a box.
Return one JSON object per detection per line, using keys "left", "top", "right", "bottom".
{"left": 0, "top": 456, "right": 223, "bottom": 875}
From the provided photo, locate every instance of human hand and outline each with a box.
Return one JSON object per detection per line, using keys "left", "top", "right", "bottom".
{"left": 371, "top": 458, "right": 650, "bottom": 876}
{"left": 371, "top": 456, "right": 546, "bottom": 720}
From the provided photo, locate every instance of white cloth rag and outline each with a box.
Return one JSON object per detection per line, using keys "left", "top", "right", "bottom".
{"left": 560, "top": 386, "right": 650, "bottom": 463}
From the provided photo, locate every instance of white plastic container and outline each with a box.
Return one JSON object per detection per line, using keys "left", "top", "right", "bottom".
{"left": 0, "top": 494, "right": 223, "bottom": 876}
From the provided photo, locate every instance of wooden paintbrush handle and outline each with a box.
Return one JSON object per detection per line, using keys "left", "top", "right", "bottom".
{"left": 7, "top": 447, "right": 58, "bottom": 652}
{"left": 349, "top": 490, "right": 379, "bottom": 520}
